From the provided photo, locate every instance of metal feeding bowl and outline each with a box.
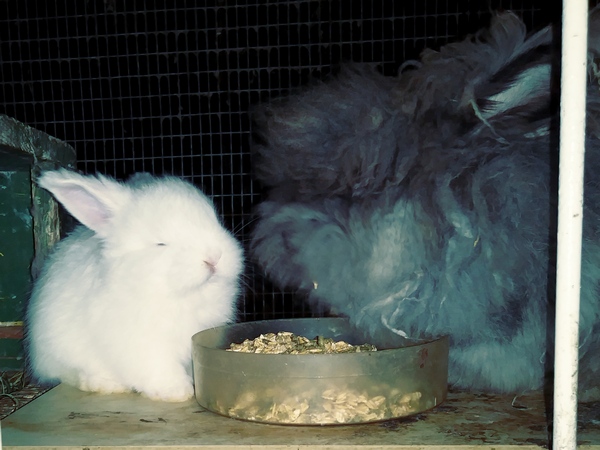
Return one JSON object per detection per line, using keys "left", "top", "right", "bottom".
{"left": 192, "top": 318, "right": 448, "bottom": 425}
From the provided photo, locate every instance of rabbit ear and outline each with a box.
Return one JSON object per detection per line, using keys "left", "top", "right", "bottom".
{"left": 477, "top": 61, "right": 553, "bottom": 121}
{"left": 471, "top": 17, "right": 555, "bottom": 121}
{"left": 38, "top": 169, "right": 130, "bottom": 236}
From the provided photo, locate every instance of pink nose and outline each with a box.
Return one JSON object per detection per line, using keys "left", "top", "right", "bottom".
{"left": 204, "top": 251, "right": 222, "bottom": 275}
{"left": 204, "top": 260, "right": 217, "bottom": 275}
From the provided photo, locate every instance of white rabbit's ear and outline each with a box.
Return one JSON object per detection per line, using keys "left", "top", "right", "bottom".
{"left": 38, "top": 169, "right": 130, "bottom": 236}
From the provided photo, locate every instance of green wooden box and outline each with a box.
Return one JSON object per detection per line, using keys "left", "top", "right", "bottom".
{"left": 0, "top": 115, "right": 76, "bottom": 369}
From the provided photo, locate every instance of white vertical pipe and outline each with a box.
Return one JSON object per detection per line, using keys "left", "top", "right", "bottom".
{"left": 554, "top": 1, "right": 589, "bottom": 449}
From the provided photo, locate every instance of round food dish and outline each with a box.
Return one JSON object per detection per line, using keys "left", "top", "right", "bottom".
{"left": 192, "top": 318, "right": 448, "bottom": 425}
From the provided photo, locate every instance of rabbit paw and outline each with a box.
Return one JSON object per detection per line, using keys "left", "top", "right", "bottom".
{"left": 141, "top": 381, "right": 195, "bottom": 403}
{"left": 77, "top": 375, "right": 129, "bottom": 395}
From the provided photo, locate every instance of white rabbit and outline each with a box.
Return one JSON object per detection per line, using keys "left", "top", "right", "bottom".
{"left": 25, "top": 169, "right": 243, "bottom": 402}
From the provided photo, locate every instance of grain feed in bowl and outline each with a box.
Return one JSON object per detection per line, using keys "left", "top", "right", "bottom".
{"left": 226, "top": 331, "right": 377, "bottom": 354}
{"left": 192, "top": 318, "right": 449, "bottom": 425}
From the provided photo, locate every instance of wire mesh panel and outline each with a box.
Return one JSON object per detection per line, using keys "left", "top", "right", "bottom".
{"left": 0, "top": 0, "right": 560, "bottom": 322}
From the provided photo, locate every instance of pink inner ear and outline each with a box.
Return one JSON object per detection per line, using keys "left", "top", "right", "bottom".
{"left": 53, "top": 184, "right": 114, "bottom": 234}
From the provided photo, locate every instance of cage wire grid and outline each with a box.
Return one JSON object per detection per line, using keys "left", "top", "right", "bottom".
{"left": 0, "top": 0, "right": 560, "bottom": 322}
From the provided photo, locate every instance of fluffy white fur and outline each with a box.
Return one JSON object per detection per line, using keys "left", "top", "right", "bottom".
{"left": 250, "top": 8, "right": 600, "bottom": 400}
{"left": 26, "top": 169, "right": 243, "bottom": 402}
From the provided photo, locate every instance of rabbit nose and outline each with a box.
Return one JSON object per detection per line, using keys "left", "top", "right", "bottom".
{"left": 204, "top": 251, "right": 222, "bottom": 275}
{"left": 204, "top": 260, "right": 217, "bottom": 275}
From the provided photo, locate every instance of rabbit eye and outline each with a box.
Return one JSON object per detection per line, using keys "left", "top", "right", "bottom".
{"left": 156, "top": 242, "right": 167, "bottom": 246}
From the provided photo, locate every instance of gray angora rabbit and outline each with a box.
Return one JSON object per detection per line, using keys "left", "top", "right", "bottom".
{"left": 250, "top": 9, "right": 600, "bottom": 401}
{"left": 26, "top": 170, "right": 243, "bottom": 402}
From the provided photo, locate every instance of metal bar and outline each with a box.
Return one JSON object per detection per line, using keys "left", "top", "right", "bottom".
{"left": 553, "top": 1, "right": 589, "bottom": 449}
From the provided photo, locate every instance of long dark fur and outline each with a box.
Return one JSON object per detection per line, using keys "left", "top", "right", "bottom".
{"left": 251, "top": 9, "right": 600, "bottom": 400}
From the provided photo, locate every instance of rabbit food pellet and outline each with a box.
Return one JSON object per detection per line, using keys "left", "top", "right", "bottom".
{"left": 220, "top": 332, "right": 424, "bottom": 424}
{"left": 226, "top": 331, "right": 377, "bottom": 354}
{"left": 223, "top": 385, "right": 423, "bottom": 424}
